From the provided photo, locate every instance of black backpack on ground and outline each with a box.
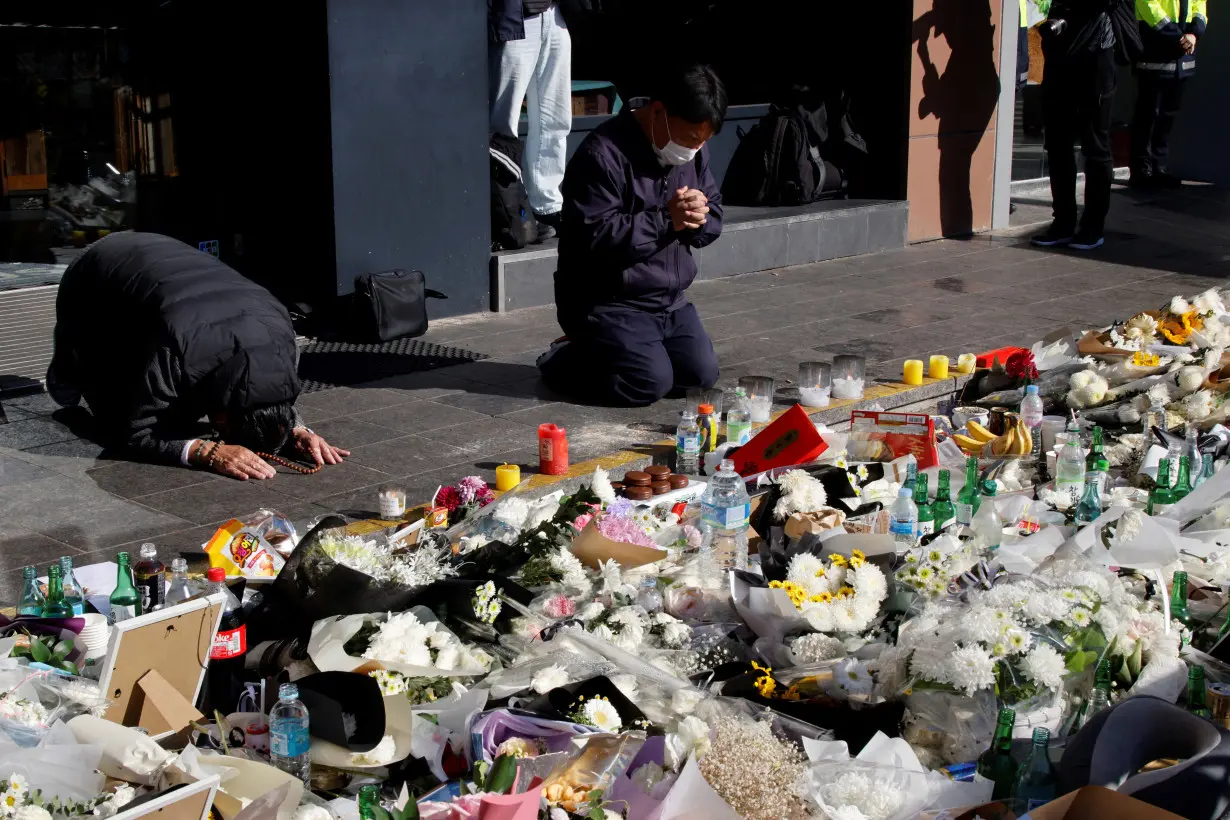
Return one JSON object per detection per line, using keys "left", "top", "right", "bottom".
{"left": 722, "top": 91, "right": 867, "bottom": 207}
{"left": 490, "top": 133, "right": 538, "bottom": 251}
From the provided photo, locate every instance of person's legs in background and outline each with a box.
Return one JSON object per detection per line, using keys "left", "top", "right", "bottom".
{"left": 1149, "top": 77, "right": 1186, "bottom": 185}
{"left": 524, "top": 6, "right": 572, "bottom": 231}
{"left": 1130, "top": 71, "right": 1163, "bottom": 185}
{"left": 660, "top": 303, "right": 719, "bottom": 398}
{"left": 1071, "top": 47, "right": 1116, "bottom": 249}
{"left": 489, "top": 15, "right": 542, "bottom": 141}
{"left": 1034, "top": 56, "right": 1079, "bottom": 246}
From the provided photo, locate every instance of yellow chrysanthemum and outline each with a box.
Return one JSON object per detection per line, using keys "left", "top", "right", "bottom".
{"left": 836, "top": 586, "right": 856, "bottom": 599}
{"left": 754, "top": 675, "right": 777, "bottom": 698}
{"left": 811, "top": 592, "right": 834, "bottom": 603}
{"left": 751, "top": 660, "right": 772, "bottom": 675}
{"left": 814, "top": 566, "right": 827, "bottom": 577}
{"left": 849, "top": 554, "right": 865, "bottom": 569}
{"left": 851, "top": 549, "right": 866, "bottom": 561}
{"left": 769, "top": 579, "right": 784, "bottom": 588}
{"left": 829, "top": 554, "right": 847, "bottom": 567}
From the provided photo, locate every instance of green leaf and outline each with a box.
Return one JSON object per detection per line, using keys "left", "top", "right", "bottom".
{"left": 484, "top": 754, "right": 517, "bottom": 795}
{"left": 392, "top": 799, "right": 420, "bottom": 820}
{"left": 587, "top": 790, "right": 606, "bottom": 820}
{"left": 30, "top": 639, "right": 51, "bottom": 663}
{"left": 63, "top": 661, "right": 79, "bottom": 676}
{"left": 53, "top": 639, "right": 74, "bottom": 658}
{"left": 1065, "top": 649, "right": 1097, "bottom": 674}
{"left": 371, "top": 807, "right": 393, "bottom": 820}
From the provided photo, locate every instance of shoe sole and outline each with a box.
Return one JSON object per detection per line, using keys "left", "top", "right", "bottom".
{"left": 1031, "top": 236, "right": 1073, "bottom": 247}
{"left": 1068, "top": 237, "right": 1105, "bottom": 251}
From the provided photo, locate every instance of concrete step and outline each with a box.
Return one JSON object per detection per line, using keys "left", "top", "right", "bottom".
{"left": 490, "top": 199, "right": 909, "bottom": 312}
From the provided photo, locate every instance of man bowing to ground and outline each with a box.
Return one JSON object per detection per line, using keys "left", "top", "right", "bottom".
{"left": 538, "top": 64, "right": 726, "bottom": 407}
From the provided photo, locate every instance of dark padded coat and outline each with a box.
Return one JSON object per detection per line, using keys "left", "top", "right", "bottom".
{"left": 50, "top": 232, "right": 301, "bottom": 464}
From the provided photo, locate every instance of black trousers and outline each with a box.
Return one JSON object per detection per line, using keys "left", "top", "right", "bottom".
{"left": 540, "top": 302, "right": 719, "bottom": 407}
{"left": 1042, "top": 47, "right": 1116, "bottom": 234}
{"left": 1131, "top": 72, "right": 1186, "bottom": 175}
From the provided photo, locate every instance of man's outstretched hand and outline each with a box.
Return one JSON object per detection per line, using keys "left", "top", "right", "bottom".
{"left": 292, "top": 427, "right": 350, "bottom": 467}
{"left": 668, "top": 187, "right": 709, "bottom": 232}
{"left": 207, "top": 443, "right": 278, "bottom": 480}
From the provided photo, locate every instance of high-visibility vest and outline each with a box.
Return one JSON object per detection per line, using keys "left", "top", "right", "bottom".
{"left": 1136, "top": 0, "right": 1207, "bottom": 75}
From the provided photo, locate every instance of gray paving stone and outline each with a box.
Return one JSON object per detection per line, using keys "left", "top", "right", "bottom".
{"left": 303, "top": 416, "right": 407, "bottom": 449}
{"left": 264, "top": 460, "right": 394, "bottom": 504}
{"left": 87, "top": 460, "right": 218, "bottom": 499}
{"left": 0, "top": 455, "right": 56, "bottom": 488}
{"left": 346, "top": 434, "right": 474, "bottom": 477}
{"left": 416, "top": 416, "right": 538, "bottom": 455}
{"left": 350, "top": 400, "right": 493, "bottom": 435}
{"left": 0, "top": 416, "right": 80, "bottom": 450}
{"left": 296, "top": 387, "right": 417, "bottom": 423}
{"left": 136, "top": 478, "right": 304, "bottom": 527}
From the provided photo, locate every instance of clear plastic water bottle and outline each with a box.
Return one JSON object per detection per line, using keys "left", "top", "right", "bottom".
{"left": 1185, "top": 424, "right": 1202, "bottom": 492}
{"left": 676, "top": 409, "right": 701, "bottom": 475}
{"left": 726, "top": 389, "right": 752, "bottom": 447}
{"left": 889, "top": 487, "right": 918, "bottom": 549}
{"left": 971, "top": 480, "right": 1003, "bottom": 548}
{"left": 163, "top": 558, "right": 200, "bottom": 607}
{"left": 1055, "top": 421, "right": 1086, "bottom": 509}
{"left": 700, "top": 459, "right": 751, "bottom": 570}
{"left": 1020, "top": 385, "right": 1044, "bottom": 457}
{"left": 269, "top": 682, "right": 311, "bottom": 782}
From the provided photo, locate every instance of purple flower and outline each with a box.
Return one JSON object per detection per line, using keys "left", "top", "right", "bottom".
{"left": 606, "top": 498, "right": 635, "bottom": 519}
{"left": 456, "top": 476, "right": 488, "bottom": 505}
{"left": 596, "top": 513, "right": 658, "bottom": 549}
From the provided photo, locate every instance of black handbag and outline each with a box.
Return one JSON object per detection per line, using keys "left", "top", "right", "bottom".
{"left": 351, "top": 269, "right": 445, "bottom": 342}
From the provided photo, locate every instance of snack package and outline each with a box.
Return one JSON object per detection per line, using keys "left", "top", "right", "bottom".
{"left": 205, "top": 509, "right": 294, "bottom": 578}
{"left": 848, "top": 411, "right": 939, "bottom": 470}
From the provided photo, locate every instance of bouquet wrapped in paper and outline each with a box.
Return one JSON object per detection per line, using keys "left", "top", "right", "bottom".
{"left": 308, "top": 606, "right": 496, "bottom": 680}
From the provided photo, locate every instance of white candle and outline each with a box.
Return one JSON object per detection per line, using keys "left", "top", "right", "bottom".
{"left": 832, "top": 376, "right": 865, "bottom": 400}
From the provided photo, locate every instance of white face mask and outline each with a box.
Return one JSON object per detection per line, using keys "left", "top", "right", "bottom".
{"left": 652, "top": 111, "right": 699, "bottom": 167}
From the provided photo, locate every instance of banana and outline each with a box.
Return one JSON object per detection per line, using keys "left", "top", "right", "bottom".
{"left": 953, "top": 434, "right": 986, "bottom": 454}
{"left": 991, "top": 426, "right": 1016, "bottom": 457}
{"left": 966, "top": 421, "right": 997, "bottom": 443}
{"left": 1017, "top": 419, "right": 1033, "bottom": 455}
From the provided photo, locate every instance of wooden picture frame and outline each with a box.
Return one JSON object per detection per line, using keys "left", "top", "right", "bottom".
{"left": 111, "top": 776, "right": 220, "bottom": 820}
{"left": 98, "top": 595, "right": 226, "bottom": 739}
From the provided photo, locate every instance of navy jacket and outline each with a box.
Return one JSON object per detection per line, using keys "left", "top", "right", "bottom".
{"left": 555, "top": 110, "right": 724, "bottom": 316}
{"left": 489, "top": 0, "right": 526, "bottom": 42}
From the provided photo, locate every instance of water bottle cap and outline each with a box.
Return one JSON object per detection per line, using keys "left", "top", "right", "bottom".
{"left": 207, "top": 567, "right": 225, "bottom": 583}
{"left": 171, "top": 558, "right": 189, "bottom": 572}
{"left": 898, "top": 487, "right": 913, "bottom": 498}
{"left": 279, "top": 683, "right": 299, "bottom": 701}
{"left": 140, "top": 542, "right": 157, "bottom": 558}
{"left": 1026, "top": 385, "right": 1039, "bottom": 394}
{"left": 719, "top": 458, "right": 735, "bottom": 473}
{"left": 698, "top": 403, "right": 714, "bottom": 414}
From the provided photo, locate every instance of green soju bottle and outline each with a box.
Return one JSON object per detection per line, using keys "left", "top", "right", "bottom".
{"left": 1196, "top": 453, "right": 1216, "bottom": 489}
{"left": 1148, "top": 458, "right": 1175, "bottom": 515}
{"left": 1074, "top": 471, "right": 1102, "bottom": 525}
{"left": 955, "top": 456, "right": 981, "bottom": 526}
{"left": 976, "top": 708, "right": 1017, "bottom": 800}
{"left": 1011, "top": 727, "right": 1057, "bottom": 810}
{"left": 915, "top": 473, "right": 935, "bottom": 537}
{"left": 1187, "top": 664, "right": 1213, "bottom": 720}
{"left": 1173, "top": 455, "right": 1193, "bottom": 502}
{"left": 1085, "top": 425, "right": 1109, "bottom": 473}
{"left": 933, "top": 469, "right": 956, "bottom": 530}
{"left": 40, "top": 564, "right": 74, "bottom": 619}
{"left": 17, "top": 566, "right": 45, "bottom": 617}
{"left": 1170, "top": 570, "right": 1192, "bottom": 631}
{"left": 357, "top": 785, "right": 381, "bottom": 820}
{"left": 110, "top": 551, "right": 141, "bottom": 623}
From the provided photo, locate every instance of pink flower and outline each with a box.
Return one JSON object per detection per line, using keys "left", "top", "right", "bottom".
{"left": 682, "top": 525, "right": 703, "bottom": 550}
{"left": 542, "top": 594, "right": 577, "bottom": 619}
{"left": 572, "top": 513, "right": 595, "bottom": 532}
{"left": 478, "top": 492, "right": 495, "bottom": 508}
{"left": 457, "top": 476, "right": 489, "bottom": 505}
{"left": 595, "top": 513, "right": 658, "bottom": 549}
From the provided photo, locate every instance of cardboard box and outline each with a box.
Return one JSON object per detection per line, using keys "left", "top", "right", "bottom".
{"left": 729, "top": 404, "right": 829, "bottom": 476}
{"left": 926, "top": 787, "right": 1186, "bottom": 820}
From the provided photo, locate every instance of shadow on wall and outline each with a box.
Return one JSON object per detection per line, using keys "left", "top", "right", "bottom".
{"left": 913, "top": 0, "right": 1002, "bottom": 237}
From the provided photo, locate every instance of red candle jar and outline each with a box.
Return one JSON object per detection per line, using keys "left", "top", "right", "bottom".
{"left": 538, "top": 423, "right": 569, "bottom": 475}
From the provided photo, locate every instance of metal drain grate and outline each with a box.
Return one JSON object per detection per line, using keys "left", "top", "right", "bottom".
{"left": 297, "top": 337, "right": 489, "bottom": 393}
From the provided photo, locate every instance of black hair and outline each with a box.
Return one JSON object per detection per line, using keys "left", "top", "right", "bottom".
{"left": 653, "top": 64, "right": 728, "bottom": 132}
{"left": 230, "top": 402, "right": 296, "bottom": 454}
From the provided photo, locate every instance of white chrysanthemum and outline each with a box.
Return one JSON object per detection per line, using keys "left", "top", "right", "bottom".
{"left": 1022, "top": 643, "right": 1067, "bottom": 690}
{"left": 1069, "top": 607, "right": 1093, "bottom": 628}
{"left": 609, "top": 673, "right": 640, "bottom": 703}
{"left": 577, "top": 602, "right": 605, "bottom": 622}
{"left": 1172, "top": 295, "right": 1193, "bottom": 314}
{"left": 1126, "top": 313, "right": 1160, "bottom": 339}
{"left": 14, "top": 808, "right": 50, "bottom": 820}
{"left": 531, "top": 664, "right": 570, "bottom": 694}
{"left": 947, "top": 646, "right": 997, "bottom": 695}
{"left": 831, "top": 602, "right": 863, "bottom": 633}
{"left": 1022, "top": 593, "right": 1073, "bottom": 626}
{"left": 804, "top": 602, "right": 836, "bottom": 632}
{"left": 434, "top": 645, "right": 460, "bottom": 670}
{"left": 550, "top": 548, "right": 590, "bottom": 589}
{"left": 630, "top": 762, "right": 667, "bottom": 794}
{"left": 775, "top": 470, "right": 828, "bottom": 518}
{"left": 660, "top": 622, "right": 692, "bottom": 648}
{"left": 591, "top": 623, "right": 615, "bottom": 643}
{"left": 834, "top": 658, "right": 874, "bottom": 696}
{"left": 492, "top": 497, "right": 531, "bottom": 531}
{"left": 1068, "top": 371, "right": 1110, "bottom": 409}
{"left": 1184, "top": 390, "right": 1215, "bottom": 421}
{"left": 592, "top": 467, "right": 617, "bottom": 504}
{"left": 1178, "top": 366, "right": 1207, "bottom": 393}
{"left": 664, "top": 715, "right": 711, "bottom": 767}
{"left": 961, "top": 608, "right": 1007, "bottom": 643}
{"left": 671, "top": 687, "right": 703, "bottom": 715}
{"left": 612, "top": 626, "right": 644, "bottom": 653}
{"left": 787, "top": 552, "right": 828, "bottom": 587}
{"left": 1195, "top": 289, "right": 1227, "bottom": 318}
{"left": 582, "top": 698, "right": 623, "bottom": 731}
{"left": 1070, "top": 369, "right": 1098, "bottom": 390}
{"left": 609, "top": 607, "right": 646, "bottom": 629}
{"left": 1005, "top": 627, "right": 1032, "bottom": 655}
{"left": 851, "top": 563, "right": 888, "bottom": 604}
{"left": 820, "top": 770, "right": 905, "bottom": 820}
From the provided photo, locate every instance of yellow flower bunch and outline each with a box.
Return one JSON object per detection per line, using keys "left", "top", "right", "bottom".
{"left": 810, "top": 591, "right": 834, "bottom": 604}
{"left": 835, "top": 586, "right": 856, "bottom": 600}
{"left": 751, "top": 661, "right": 777, "bottom": 698}
{"left": 829, "top": 554, "right": 847, "bottom": 568}
{"left": 1159, "top": 310, "right": 1204, "bottom": 344}
{"left": 849, "top": 549, "right": 866, "bottom": 569}
{"left": 1132, "top": 350, "right": 1161, "bottom": 367}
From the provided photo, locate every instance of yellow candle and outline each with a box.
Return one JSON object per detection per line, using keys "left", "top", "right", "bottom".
{"left": 957, "top": 353, "right": 978, "bottom": 374}
{"left": 495, "top": 463, "right": 521, "bottom": 492}
{"left": 903, "top": 359, "right": 924, "bottom": 385}
{"left": 929, "top": 355, "right": 949, "bottom": 379}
